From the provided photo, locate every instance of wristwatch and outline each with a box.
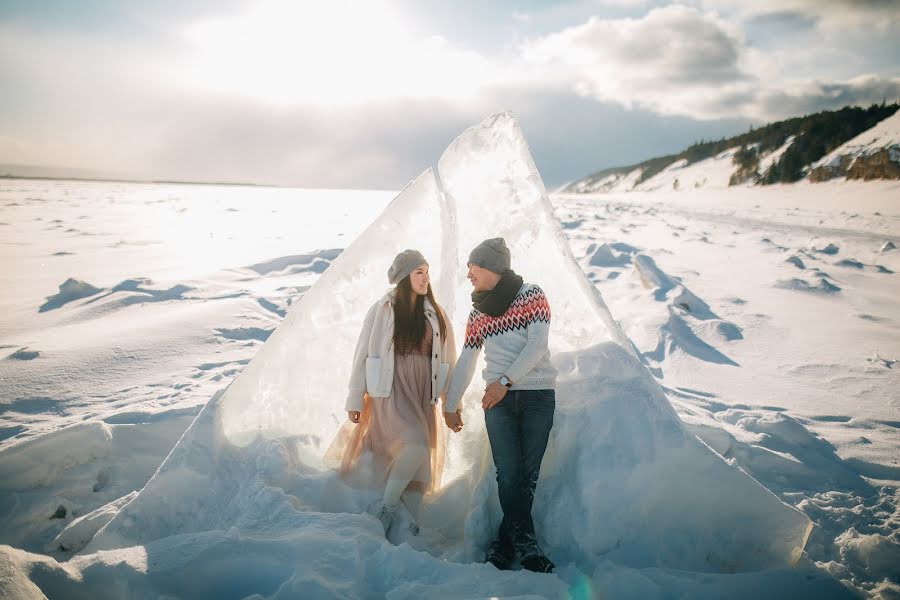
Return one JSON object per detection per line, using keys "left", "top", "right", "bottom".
{"left": 499, "top": 375, "right": 513, "bottom": 388}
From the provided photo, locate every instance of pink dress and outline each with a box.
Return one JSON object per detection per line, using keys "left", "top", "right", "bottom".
{"left": 326, "top": 321, "right": 445, "bottom": 494}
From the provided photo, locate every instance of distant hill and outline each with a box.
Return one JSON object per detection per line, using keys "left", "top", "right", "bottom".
{"left": 0, "top": 163, "right": 131, "bottom": 182}
{"left": 0, "top": 164, "right": 269, "bottom": 187}
{"left": 562, "top": 103, "right": 900, "bottom": 194}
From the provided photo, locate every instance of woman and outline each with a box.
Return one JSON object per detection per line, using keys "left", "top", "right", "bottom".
{"left": 327, "top": 249, "right": 459, "bottom": 536}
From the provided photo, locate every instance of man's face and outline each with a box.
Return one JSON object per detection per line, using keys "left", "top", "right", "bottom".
{"left": 467, "top": 263, "right": 500, "bottom": 292}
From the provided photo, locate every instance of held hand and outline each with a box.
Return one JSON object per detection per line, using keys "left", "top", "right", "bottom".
{"left": 347, "top": 411, "right": 361, "bottom": 424}
{"left": 443, "top": 411, "right": 464, "bottom": 433}
{"left": 482, "top": 382, "right": 508, "bottom": 411}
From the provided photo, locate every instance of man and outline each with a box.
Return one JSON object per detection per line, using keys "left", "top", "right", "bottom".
{"left": 443, "top": 237, "right": 557, "bottom": 573}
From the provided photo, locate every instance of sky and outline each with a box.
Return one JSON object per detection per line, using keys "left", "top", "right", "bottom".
{"left": 0, "top": 0, "right": 898, "bottom": 189}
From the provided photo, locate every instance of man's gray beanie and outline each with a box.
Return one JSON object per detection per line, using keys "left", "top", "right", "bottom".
{"left": 388, "top": 249, "right": 428, "bottom": 285}
{"left": 468, "top": 237, "right": 511, "bottom": 274}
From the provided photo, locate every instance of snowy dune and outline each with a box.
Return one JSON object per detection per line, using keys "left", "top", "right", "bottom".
{"left": 1, "top": 116, "right": 898, "bottom": 598}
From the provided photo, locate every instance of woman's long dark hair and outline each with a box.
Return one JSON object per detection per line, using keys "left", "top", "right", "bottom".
{"left": 393, "top": 276, "right": 448, "bottom": 355}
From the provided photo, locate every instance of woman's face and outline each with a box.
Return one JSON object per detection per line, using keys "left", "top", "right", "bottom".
{"left": 409, "top": 263, "right": 429, "bottom": 296}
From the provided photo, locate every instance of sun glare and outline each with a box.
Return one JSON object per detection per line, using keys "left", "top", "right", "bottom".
{"left": 178, "top": 0, "right": 494, "bottom": 106}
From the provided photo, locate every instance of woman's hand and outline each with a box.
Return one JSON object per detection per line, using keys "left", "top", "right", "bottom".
{"left": 443, "top": 411, "right": 463, "bottom": 433}
{"left": 347, "top": 411, "right": 361, "bottom": 424}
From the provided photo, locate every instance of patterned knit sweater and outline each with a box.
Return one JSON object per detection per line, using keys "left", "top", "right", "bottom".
{"left": 444, "top": 283, "right": 557, "bottom": 413}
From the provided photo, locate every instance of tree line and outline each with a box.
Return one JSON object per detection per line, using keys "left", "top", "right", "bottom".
{"left": 574, "top": 102, "right": 899, "bottom": 188}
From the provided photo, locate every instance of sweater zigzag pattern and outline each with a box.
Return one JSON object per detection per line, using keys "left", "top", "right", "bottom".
{"left": 463, "top": 286, "right": 551, "bottom": 349}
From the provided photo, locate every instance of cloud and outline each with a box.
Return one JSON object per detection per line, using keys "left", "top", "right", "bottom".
{"left": 743, "top": 10, "right": 819, "bottom": 37}
{"left": 521, "top": 4, "right": 900, "bottom": 120}
{"left": 134, "top": 96, "right": 481, "bottom": 188}
{"left": 0, "top": 1, "right": 898, "bottom": 189}
{"left": 56, "top": 82, "right": 753, "bottom": 189}
{"left": 522, "top": 5, "right": 757, "bottom": 118}
{"left": 753, "top": 75, "right": 900, "bottom": 119}
{"left": 0, "top": 16, "right": 485, "bottom": 187}
{"left": 702, "top": 0, "right": 900, "bottom": 29}
{"left": 0, "top": 28, "right": 753, "bottom": 190}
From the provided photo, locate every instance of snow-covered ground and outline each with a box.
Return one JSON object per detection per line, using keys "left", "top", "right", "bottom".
{"left": 556, "top": 181, "right": 900, "bottom": 597}
{"left": 1, "top": 169, "right": 898, "bottom": 598}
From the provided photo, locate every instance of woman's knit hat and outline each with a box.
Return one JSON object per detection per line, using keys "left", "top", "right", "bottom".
{"left": 468, "top": 237, "right": 511, "bottom": 274}
{"left": 388, "top": 249, "right": 428, "bottom": 285}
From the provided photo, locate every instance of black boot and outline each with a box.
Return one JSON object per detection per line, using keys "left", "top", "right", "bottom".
{"left": 521, "top": 552, "right": 555, "bottom": 573}
{"left": 485, "top": 537, "right": 515, "bottom": 570}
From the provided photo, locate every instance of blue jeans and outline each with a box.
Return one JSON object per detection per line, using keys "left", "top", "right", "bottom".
{"left": 484, "top": 388, "right": 555, "bottom": 557}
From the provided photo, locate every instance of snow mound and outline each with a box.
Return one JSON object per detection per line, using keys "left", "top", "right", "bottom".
{"left": 214, "top": 327, "right": 272, "bottom": 342}
{"left": 246, "top": 249, "right": 342, "bottom": 275}
{"left": 39, "top": 278, "right": 102, "bottom": 312}
{"left": 5, "top": 347, "right": 40, "bottom": 361}
{"left": 775, "top": 277, "right": 842, "bottom": 294}
{"left": 786, "top": 256, "right": 806, "bottom": 269}
{"left": 82, "top": 113, "right": 811, "bottom": 592}
{"left": 0, "top": 411, "right": 195, "bottom": 553}
{"left": 834, "top": 528, "right": 900, "bottom": 583}
{"left": 587, "top": 243, "right": 633, "bottom": 268}
{"left": 835, "top": 259, "right": 864, "bottom": 269}
{"left": 104, "top": 278, "right": 194, "bottom": 304}
{"left": 812, "top": 243, "right": 840, "bottom": 255}
{"left": 50, "top": 492, "right": 138, "bottom": 553}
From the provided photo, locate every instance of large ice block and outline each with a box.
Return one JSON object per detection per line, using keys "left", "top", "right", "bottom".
{"left": 89, "top": 112, "right": 811, "bottom": 573}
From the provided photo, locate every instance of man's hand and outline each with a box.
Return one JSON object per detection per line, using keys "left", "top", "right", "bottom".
{"left": 347, "top": 411, "right": 361, "bottom": 424}
{"left": 444, "top": 411, "right": 463, "bottom": 433}
{"left": 482, "top": 381, "right": 508, "bottom": 411}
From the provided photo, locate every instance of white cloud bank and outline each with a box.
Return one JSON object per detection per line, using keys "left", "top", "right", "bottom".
{"left": 522, "top": 4, "right": 900, "bottom": 121}
{"left": 0, "top": 1, "right": 898, "bottom": 186}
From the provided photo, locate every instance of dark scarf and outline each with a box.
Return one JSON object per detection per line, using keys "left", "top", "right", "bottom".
{"left": 472, "top": 269, "right": 524, "bottom": 317}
